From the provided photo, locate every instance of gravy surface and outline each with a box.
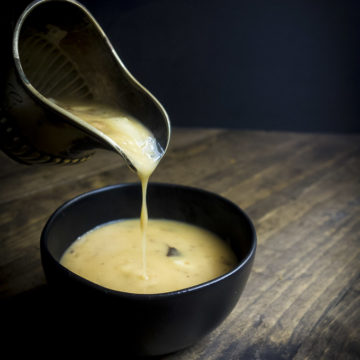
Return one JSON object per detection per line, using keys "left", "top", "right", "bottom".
{"left": 60, "top": 219, "right": 237, "bottom": 294}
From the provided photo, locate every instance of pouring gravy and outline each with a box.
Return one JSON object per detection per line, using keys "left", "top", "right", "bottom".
{"left": 59, "top": 102, "right": 161, "bottom": 279}
{"left": 58, "top": 102, "right": 237, "bottom": 293}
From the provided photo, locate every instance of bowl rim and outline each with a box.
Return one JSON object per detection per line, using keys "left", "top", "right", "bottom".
{"left": 41, "top": 182, "right": 257, "bottom": 299}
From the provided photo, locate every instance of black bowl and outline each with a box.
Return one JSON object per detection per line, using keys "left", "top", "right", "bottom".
{"left": 40, "top": 183, "right": 256, "bottom": 356}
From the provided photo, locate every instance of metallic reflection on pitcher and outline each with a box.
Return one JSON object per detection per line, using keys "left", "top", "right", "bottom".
{"left": 0, "top": 0, "right": 170, "bottom": 167}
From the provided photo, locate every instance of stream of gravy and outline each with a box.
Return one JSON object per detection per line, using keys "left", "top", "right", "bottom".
{"left": 59, "top": 103, "right": 162, "bottom": 279}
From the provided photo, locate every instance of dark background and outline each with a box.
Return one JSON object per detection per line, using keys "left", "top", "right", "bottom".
{"left": 2, "top": 0, "right": 360, "bottom": 133}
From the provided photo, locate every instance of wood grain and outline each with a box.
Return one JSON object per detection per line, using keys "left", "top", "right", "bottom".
{"left": 1, "top": 128, "right": 359, "bottom": 359}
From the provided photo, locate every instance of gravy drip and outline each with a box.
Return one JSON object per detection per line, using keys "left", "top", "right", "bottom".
{"left": 60, "top": 103, "right": 163, "bottom": 279}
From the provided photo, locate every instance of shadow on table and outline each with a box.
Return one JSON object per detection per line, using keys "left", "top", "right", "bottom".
{"left": 1, "top": 285, "right": 166, "bottom": 359}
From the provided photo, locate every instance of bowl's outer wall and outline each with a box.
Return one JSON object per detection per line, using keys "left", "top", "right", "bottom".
{"left": 40, "top": 183, "right": 256, "bottom": 356}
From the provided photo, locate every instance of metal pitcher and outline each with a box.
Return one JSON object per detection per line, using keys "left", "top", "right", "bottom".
{"left": 0, "top": 0, "right": 170, "bottom": 167}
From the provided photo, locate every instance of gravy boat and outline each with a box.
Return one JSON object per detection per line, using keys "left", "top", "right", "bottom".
{"left": 0, "top": 0, "right": 170, "bottom": 168}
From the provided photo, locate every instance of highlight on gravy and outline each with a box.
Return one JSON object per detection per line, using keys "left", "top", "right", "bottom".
{"left": 59, "top": 103, "right": 164, "bottom": 176}
{"left": 60, "top": 219, "right": 238, "bottom": 294}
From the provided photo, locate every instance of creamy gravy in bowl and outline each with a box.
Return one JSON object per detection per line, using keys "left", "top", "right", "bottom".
{"left": 60, "top": 218, "right": 237, "bottom": 294}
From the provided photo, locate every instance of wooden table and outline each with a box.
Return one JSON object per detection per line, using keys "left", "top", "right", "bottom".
{"left": 1, "top": 128, "right": 360, "bottom": 359}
